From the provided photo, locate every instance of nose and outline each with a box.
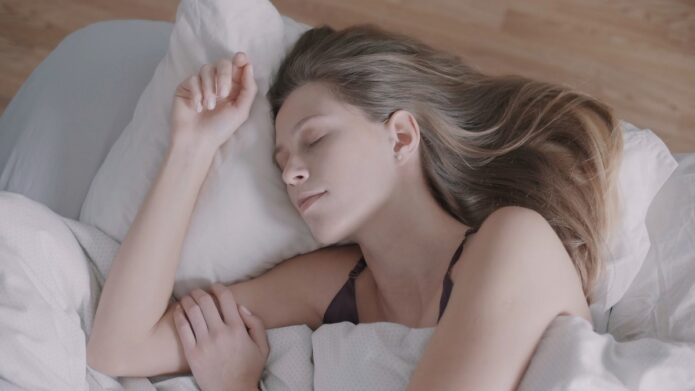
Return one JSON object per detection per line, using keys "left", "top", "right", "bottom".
{"left": 282, "top": 157, "right": 309, "bottom": 186}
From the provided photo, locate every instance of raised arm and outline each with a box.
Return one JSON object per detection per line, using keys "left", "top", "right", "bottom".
{"left": 87, "top": 52, "right": 257, "bottom": 372}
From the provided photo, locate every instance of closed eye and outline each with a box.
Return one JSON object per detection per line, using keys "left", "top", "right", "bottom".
{"left": 275, "top": 135, "right": 325, "bottom": 170}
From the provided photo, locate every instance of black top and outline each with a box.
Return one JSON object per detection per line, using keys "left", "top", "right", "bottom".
{"left": 322, "top": 226, "right": 479, "bottom": 325}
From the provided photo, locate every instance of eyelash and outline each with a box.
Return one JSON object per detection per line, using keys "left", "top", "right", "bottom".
{"left": 277, "top": 135, "right": 324, "bottom": 170}
{"left": 308, "top": 136, "right": 322, "bottom": 146}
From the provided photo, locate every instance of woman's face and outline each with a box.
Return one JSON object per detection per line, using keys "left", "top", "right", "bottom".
{"left": 274, "top": 82, "right": 399, "bottom": 245}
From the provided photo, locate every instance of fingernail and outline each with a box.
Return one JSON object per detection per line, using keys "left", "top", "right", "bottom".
{"left": 196, "top": 101, "right": 202, "bottom": 113}
{"left": 207, "top": 99, "right": 215, "bottom": 110}
{"left": 240, "top": 305, "right": 252, "bottom": 315}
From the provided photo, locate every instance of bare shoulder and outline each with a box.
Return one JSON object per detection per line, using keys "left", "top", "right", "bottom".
{"left": 452, "top": 206, "right": 591, "bottom": 323}
{"left": 410, "top": 207, "right": 591, "bottom": 389}
{"left": 458, "top": 206, "right": 562, "bottom": 264}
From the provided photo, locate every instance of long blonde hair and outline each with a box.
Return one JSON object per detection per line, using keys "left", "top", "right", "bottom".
{"left": 267, "top": 24, "right": 623, "bottom": 303}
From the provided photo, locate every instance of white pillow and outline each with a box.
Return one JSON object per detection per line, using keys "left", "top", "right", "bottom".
{"left": 80, "top": 0, "right": 320, "bottom": 299}
{"left": 80, "top": 0, "right": 678, "bottom": 315}
{"left": 607, "top": 152, "right": 695, "bottom": 342}
{"left": 588, "top": 121, "right": 678, "bottom": 333}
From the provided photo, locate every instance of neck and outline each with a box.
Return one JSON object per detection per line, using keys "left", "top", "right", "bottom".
{"left": 351, "top": 180, "right": 470, "bottom": 321}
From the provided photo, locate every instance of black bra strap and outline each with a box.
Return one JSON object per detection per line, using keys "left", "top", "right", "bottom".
{"left": 448, "top": 226, "right": 478, "bottom": 272}
{"left": 439, "top": 226, "right": 478, "bottom": 321}
{"left": 349, "top": 257, "right": 367, "bottom": 279}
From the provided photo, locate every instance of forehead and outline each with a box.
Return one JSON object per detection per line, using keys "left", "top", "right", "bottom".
{"left": 273, "top": 82, "right": 372, "bottom": 160}
{"left": 275, "top": 82, "right": 341, "bottom": 135}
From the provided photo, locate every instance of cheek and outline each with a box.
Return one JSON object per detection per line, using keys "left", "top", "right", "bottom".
{"left": 329, "top": 140, "right": 393, "bottom": 194}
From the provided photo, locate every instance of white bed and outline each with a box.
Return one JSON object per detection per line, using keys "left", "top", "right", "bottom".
{"left": 1, "top": 16, "right": 694, "bottom": 391}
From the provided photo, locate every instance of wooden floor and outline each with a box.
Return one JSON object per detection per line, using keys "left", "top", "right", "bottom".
{"left": 1, "top": 0, "right": 693, "bottom": 152}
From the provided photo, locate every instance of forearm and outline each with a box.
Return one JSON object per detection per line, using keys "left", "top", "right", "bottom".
{"left": 87, "top": 138, "right": 216, "bottom": 357}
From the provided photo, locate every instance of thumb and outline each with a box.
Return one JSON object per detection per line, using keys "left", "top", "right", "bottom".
{"left": 239, "top": 305, "right": 269, "bottom": 357}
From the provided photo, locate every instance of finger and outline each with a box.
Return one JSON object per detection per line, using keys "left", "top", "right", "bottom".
{"left": 239, "top": 305, "right": 270, "bottom": 358}
{"left": 189, "top": 288, "right": 224, "bottom": 331}
{"left": 173, "top": 302, "right": 197, "bottom": 354}
{"left": 228, "top": 52, "right": 247, "bottom": 101}
{"left": 232, "top": 61, "right": 257, "bottom": 114}
{"left": 185, "top": 75, "right": 203, "bottom": 113}
{"left": 208, "top": 283, "right": 225, "bottom": 311}
{"left": 231, "top": 52, "right": 248, "bottom": 86}
{"left": 180, "top": 295, "right": 209, "bottom": 340}
{"left": 200, "top": 64, "right": 216, "bottom": 111}
{"left": 209, "top": 283, "right": 245, "bottom": 329}
{"left": 215, "top": 58, "right": 233, "bottom": 99}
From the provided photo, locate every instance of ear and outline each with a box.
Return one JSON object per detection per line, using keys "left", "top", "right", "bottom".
{"left": 384, "top": 109, "right": 420, "bottom": 160}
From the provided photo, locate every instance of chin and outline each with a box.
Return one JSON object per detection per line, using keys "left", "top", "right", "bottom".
{"left": 308, "top": 228, "right": 333, "bottom": 246}
{"left": 305, "top": 220, "right": 338, "bottom": 246}
{"left": 309, "top": 218, "right": 357, "bottom": 247}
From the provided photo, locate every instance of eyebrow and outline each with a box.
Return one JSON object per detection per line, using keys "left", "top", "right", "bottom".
{"left": 273, "top": 114, "right": 326, "bottom": 162}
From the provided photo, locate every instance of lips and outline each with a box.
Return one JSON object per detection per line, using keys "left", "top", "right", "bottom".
{"left": 298, "top": 191, "right": 327, "bottom": 213}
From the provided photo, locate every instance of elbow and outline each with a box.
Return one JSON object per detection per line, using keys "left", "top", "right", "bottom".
{"left": 86, "top": 343, "right": 113, "bottom": 375}
{"left": 86, "top": 337, "right": 126, "bottom": 376}
{"left": 87, "top": 317, "right": 152, "bottom": 376}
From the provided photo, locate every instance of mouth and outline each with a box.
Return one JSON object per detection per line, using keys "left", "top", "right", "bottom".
{"left": 299, "top": 191, "right": 327, "bottom": 213}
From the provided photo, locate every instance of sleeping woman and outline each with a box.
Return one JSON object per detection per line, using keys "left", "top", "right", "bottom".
{"left": 86, "top": 23, "right": 623, "bottom": 390}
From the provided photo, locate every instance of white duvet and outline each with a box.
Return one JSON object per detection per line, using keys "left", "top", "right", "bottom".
{"left": 1, "top": 155, "right": 694, "bottom": 391}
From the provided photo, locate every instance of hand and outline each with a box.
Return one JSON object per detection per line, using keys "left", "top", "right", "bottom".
{"left": 170, "top": 52, "right": 257, "bottom": 151}
{"left": 173, "top": 283, "right": 269, "bottom": 391}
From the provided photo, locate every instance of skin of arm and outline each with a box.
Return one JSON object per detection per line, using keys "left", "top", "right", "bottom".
{"left": 406, "top": 206, "right": 588, "bottom": 390}
{"left": 87, "top": 52, "right": 257, "bottom": 380}
{"left": 86, "top": 137, "right": 217, "bottom": 370}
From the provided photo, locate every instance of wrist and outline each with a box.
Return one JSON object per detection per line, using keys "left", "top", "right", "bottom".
{"left": 169, "top": 135, "right": 217, "bottom": 160}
